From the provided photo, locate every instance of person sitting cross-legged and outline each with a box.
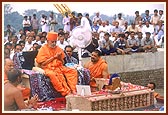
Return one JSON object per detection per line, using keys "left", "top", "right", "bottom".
{"left": 114, "top": 33, "right": 132, "bottom": 55}
{"left": 99, "top": 32, "right": 117, "bottom": 56}
{"left": 36, "top": 32, "right": 78, "bottom": 96}
{"left": 127, "top": 31, "right": 140, "bottom": 53}
{"left": 141, "top": 32, "right": 157, "bottom": 53}
{"left": 84, "top": 50, "right": 110, "bottom": 91}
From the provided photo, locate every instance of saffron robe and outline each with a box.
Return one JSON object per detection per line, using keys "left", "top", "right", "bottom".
{"left": 36, "top": 44, "right": 78, "bottom": 96}
{"left": 85, "top": 58, "right": 109, "bottom": 87}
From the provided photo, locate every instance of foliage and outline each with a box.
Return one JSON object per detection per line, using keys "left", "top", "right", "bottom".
{"left": 4, "top": 4, "right": 13, "bottom": 15}
{"left": 4, "top": 11, "right": 23, "bottom": 32}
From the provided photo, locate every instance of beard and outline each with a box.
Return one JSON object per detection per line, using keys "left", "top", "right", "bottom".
{"left": 91, "top": 57, "right": 96, "bottom": 62}
{"left": 49, "top": 44, "right": 56, "bottom": 48}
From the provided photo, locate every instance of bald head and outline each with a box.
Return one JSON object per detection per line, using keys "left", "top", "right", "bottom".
{"left": 4, "top": 58, "right": 14, "bottom": 73}
{"left": 7, "top": 68, "right": 22, "bottom": 83}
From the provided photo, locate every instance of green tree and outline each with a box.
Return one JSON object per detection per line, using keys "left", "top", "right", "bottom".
{"left": 23, "top": 9, "right": 38, "bottom": 16}
{"left": 4, "top": 4, "right": 12, "bottom": 15}
{"left": 4, "top": 11, "right": 23, "bottom": 32}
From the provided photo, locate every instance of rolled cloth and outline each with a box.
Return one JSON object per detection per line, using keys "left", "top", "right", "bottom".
{"left": 102, "top": 73, "right": 120, "bottom": 89}
{"left": 47, "top": 32, "right": 58, "bottom": 41}
{"left": 108, "top": 73, "right": 120, "bottom": 85}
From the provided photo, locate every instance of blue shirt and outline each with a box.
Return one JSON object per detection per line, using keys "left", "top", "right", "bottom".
{"left": 64, "top": 55, "right": 78, "bottom": 65}
{"left": 114, "top": 39, "right": 127, "bottom": 50}
{"left": 142, "top": 15, "right": 151, "bottom": 24}
{"left": 155, "top": 25, "right": 164, "bottom": 40}
{"left": 92, "top": 25, "right": 99, "bottom": 32}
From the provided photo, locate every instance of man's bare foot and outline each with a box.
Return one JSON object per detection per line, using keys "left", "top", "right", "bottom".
{"left": 65, "top": 92, "right": 73, "bottom": 97}
{"left": 72, "top": 91, "right": 77, "bottom": 95}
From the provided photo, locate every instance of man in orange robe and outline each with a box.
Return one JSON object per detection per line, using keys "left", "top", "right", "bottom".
{"left": 4, "top": 58, "right": 14, "bottom": 83}
{"left": 84, "top": 50, "right": 110, "bottom": 90}
{"left": 36, "top": 32, "right": 78, "bottom": 96}
{"left": 4, "top": 58, "right": 30, "bottom": 100}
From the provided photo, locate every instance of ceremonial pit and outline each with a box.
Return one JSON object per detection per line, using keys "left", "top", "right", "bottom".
{"left": 66, "top": 82, "right": 154, "bottom": 111}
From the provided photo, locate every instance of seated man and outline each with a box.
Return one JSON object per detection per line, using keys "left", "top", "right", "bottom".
{"left": 127, "top": 31, "right": 140, "bottom": 52}
{"left": 114, "top": 33, "right": 132, "bottom": 55}
{"left": 99, "top": 32, "right": 117, "bottom": 56}
{"left": 64, "top": 45, "right": 90, "bottom": 85}
{"left": 84, "top": 49, "right": 110, "bottom": 91}
{"left": 4, "top": 69, "right": 38, "bottom": 111}
{"left": 36, "top": 32, "right": 78, "bottom": 96}
{"left": 64, "top": 45, "right": 78, "bottom": 65}
{"left": 147, "top": 82, "right": 163, "bottom": 98}
{"left": 4, "top": 58, "right": 14, "bottom": 83}
{"left": 4, "top": 58, "right": 30, "bottom": 100}
{"left": 141, "top": 32, "right": 157, "bottom": 53}
{"left": 82, "top": 31, "right": 99, "bottom": 57}
{"left": 147, "top": 82, "right": 164, "bottom": 104}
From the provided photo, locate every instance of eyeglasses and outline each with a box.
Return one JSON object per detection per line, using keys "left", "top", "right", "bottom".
{"left": 66, "top": 50, "right": 72, "bottom": 52}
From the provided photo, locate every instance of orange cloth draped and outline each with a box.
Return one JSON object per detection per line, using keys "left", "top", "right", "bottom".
{"left": 4, "top": 72, "right": 8, "bottom": 81}
{"left": 154, "top": 92, "right": 159, "bottom": 98}
{"left": 86, "top": 58, "right": 109, "bottom": 87}
{"left": 17, "top": 85, "right": 31, "bottom": 100}
{"left": 36, "top": 44, "right": 78, "bottom": 96}
{"left": 21, "top": 88, "right": 31, "bottom": 100}
{"left": 4, "top": 72, "right": 9, "bottom": 83}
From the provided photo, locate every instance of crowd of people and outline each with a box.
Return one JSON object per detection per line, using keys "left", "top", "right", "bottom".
{"left": 3, "top": 8, "right": 164, "bottom": 111}
{"left": 4, "top": 9, "right": 164, "bottom": 59}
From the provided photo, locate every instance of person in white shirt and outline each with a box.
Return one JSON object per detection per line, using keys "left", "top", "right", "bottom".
{"left": 77, "top": 13, "right": 92, "bottom": 31}
{"left": 136, "top": 21, "right": 144, "bottom": 33}
{"left": 62, "top": 12, "right": 70, "bottom": 33}
{"left": 116, "top": 13, "right": 125, "bottom": 27}
{"left": 22, "top": 16, "right": 31, "bottom": 34}
{"left": 153, "top": 20, "right": 164, "bottom": 47}
{"left": 121, "top": 21, "right": 129, "bottom": 33}
{"left": 38, "top": 35, "right": 47, "bottom": 46}
{"left": 92, "top": 12, "right": 102, "bottom": 23}
{"left": 33, "top": 35, "right": 41, "bottom": 45}
{"left": 40, "top": 15, "right": 49, "bottom": 32}
{"left": 22, "top": 36, "right": 34, "bottom": 51}
{"left": 142, "top": 21, "right": 154, "bottom": 38}
{"left": 159, "top": 10, "right": 164, "bottom": 23}
{"left": 111, "top": 21, "right": 123, "bottom": 34}
{"left": 150, "top": 9, "right": 160, "bottom": 27}
{"left": 98, "top": 21, "right": 108, "bottom": 40}
{"left": 56, "top": 32, "right": 69, "bottom": 50}
{"left": 105, "top": 20, "right": 112, "bottom": 33}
